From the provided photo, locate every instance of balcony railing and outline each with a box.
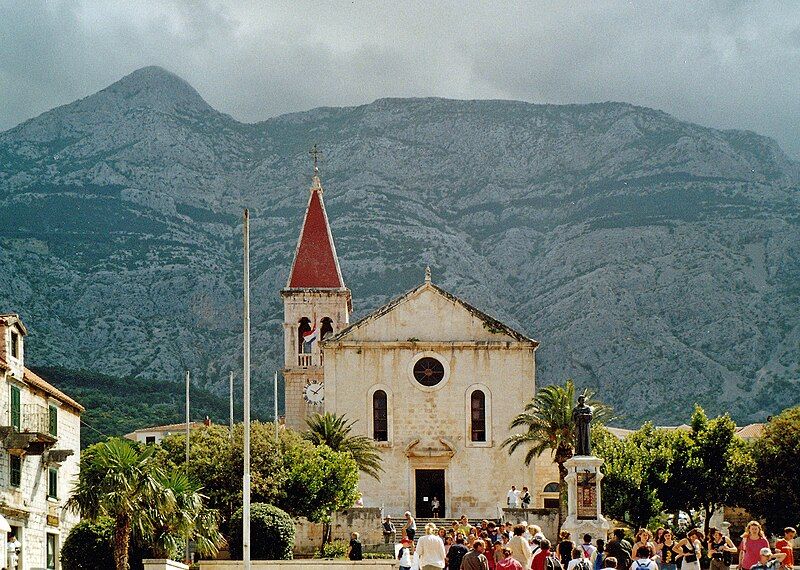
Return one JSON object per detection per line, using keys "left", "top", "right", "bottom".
{"left": 297, "top": 353, "right": 313, "bottom": 367}
{"left": 0, "top": 403, "right": 57, "bottom": 455}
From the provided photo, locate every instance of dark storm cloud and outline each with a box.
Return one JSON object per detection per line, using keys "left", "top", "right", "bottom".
{"left": 1, "top": 0, "right": 798, "bottom": 157}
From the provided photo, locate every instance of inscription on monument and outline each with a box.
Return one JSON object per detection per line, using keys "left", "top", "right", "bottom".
{"left": 577, "top": 471, "right": 597, "bottom": 519}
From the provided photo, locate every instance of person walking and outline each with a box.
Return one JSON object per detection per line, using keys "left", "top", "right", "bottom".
{"left": 629, "top": 546, "right": 658, "bottom": 570}
{"left": 595, "top": 540, "right": 606, "bottom": 570}
{"left": 508, "top": 524, "right": 533, "bottom": 569}
{"left": 383, "top": 517, "right": 397, "bottom": 545}
{"left": 497, "top": 546, "right": 525, "bottom": 570}
{"left": 558, "top": 532, "right": 576, "bottom": 567}
{"left": 432, "top": 497, "right": 441, "bottom": 518}
{"left": 632, "top": 530, "right": 655, "bottom": 559}
{"left": 707, "top": 528, "right": 736, "bottom": 570}
{"left": 533, "top": 539, "right": 563, "bottom": 570}
{"left": 417, "top": 522, "right": 446, "bottom": 570}
{"left": 580, "top": 535, "right": 597, "bottom": 562}
{"left": 658, "top": 530, "right": 677, "bottom": 570}
{"left": 404, "top": 511, "right": 418, "bottom": 542}
{"left": 461, "top": 539, "right": 490, "bottom": 570}
{"left": 739, "top": 522, "right": 769, "bottom": 570}
{"left": 607, "top": 529, "right": 633, "bottom": 570}
{"left": 749, "top": 548, "right": 786, "bottom": 570}
{"left": 447, "top": 534, "right": 469, "bottom": 570}
{"left": 348, "top": 532, "right": 363, "bottom": 561}
{"left": 568, "top": 548, "right": 593, "bottom": 570}
{"left": 398, "top": 538, "right": 415, "bottom": 570}
{"left": 675, "top": 529, "right": 703, "bottom": 570}
{"left": 774, "top": 527, "right": 796, "bottom": 570}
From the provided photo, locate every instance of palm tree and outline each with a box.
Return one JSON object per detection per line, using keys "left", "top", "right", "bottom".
{"left": 501, "top": 379, "right": 614, "bottom": 530}
{"left": 146, "top": 470, "right": 224, "bottom": 561}
{"left": 304, "top": 412, "right": 383, "bottom": 480}
{"left": 67, "top": 438, "right": 173, "bottom": 570}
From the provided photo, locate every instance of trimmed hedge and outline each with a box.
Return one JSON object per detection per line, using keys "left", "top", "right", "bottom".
{"left": 61, "top": 518, "right": 115, "bottom": 570}
{"left": 229, "top": 503, "right": 294, "bottom": 560}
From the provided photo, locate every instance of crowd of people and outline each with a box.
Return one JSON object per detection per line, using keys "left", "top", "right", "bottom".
{"left": 374, "top": 516, "right": 796, "bottom": 570}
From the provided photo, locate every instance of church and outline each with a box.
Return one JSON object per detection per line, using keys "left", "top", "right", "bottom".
{"left": 281, "top": 169, "right": 560, "bottom": 519}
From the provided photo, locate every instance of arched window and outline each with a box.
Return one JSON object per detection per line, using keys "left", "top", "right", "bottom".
{"left": 373, "top": 390, "right": 388, "bottom": 441}
{"left": 298, "top": 317, "right": 311, "bottom": 354}
{"left": 320, "top": 317, "right": 334, "bottom": 340}
{"left": 543, "top": 482, "right": 560, "bottom": 493}
{"left": 470, "top": 390, "right": 486, "bottom": 442}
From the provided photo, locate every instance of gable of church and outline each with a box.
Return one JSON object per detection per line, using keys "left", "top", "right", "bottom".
{"left": 328, "top": 283, "right": 536, "bottom": 345}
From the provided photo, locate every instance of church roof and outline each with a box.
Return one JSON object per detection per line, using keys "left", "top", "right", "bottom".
{"left": 286, "top": 175, "right": 346, "bottom": 289}
{"left": 327, "top": 276, "right": 537, "bottom": 345}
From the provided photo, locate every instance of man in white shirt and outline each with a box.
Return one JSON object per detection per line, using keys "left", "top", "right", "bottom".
{"left": 580, "top": 534, "right": 597, "bottom": 563}
{"left": 7, "top": 534, "right": 20, "bottom": 570}
{"left": 507, "top": 485, "right": 521, "bottom": 508}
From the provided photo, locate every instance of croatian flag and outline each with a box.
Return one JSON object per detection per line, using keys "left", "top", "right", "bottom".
{"left": 303, "top": 327, "right": 318, "bottom": 345}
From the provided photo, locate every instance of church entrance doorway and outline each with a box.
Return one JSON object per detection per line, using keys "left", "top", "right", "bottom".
{"left": 415, "top": 469, "right": 445, "bottom": 518}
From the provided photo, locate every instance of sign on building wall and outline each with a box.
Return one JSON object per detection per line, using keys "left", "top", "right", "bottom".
{"left": 577, "top": 471, "right": 597, "bottom": 519}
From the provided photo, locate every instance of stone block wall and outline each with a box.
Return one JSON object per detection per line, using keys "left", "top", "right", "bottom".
{"left": 293, "top": 508, "right": 384, "bottom": 556}
{"left": 502, "top": 508, "right": 560, "bottom": 542}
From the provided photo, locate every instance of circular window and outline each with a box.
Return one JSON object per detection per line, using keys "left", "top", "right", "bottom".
{"left": 413, "top": 357, "right": 445, "bottom": 387}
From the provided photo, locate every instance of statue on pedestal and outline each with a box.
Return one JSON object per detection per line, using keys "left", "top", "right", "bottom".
{"left": 572, "top": 395, "right": 593, "bottom": 456}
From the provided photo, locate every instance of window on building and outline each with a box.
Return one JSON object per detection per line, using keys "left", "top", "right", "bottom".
{"left": 298, "top": 317, "right": 312, "bottom": 354}
{"left": 10, "top": 385, "right": 20, "bottom": 432}
{"left": 543, "top": 482, "right": 560, "bottom": 493}
{"left": 47, "top": 533, "right": 57, "bottom": 570}
{"left": 372, "top": 390, "right": 388, "bottom": 441}
{"left": 10, "top": 330, "right": 19, "bottom": 359}
{"left": 320, "top": 317, "right": 334, "bottom": 340}
{"left": 145, "top": 436, "right": 156, "bottom": 445}
{"left": 543, "top": 498, "right": 560, "bottom": 509}
{"left": 470, "top": 390, "right": 486, "bottom": 442}
{"left": 48, "top": 467, "right": 58, "bottom": 499}
{"left": 10, "top": 455, "right": 21, "bottom": 487}
{"left": 48, "top": 405, "right": 58, "bottom": 437}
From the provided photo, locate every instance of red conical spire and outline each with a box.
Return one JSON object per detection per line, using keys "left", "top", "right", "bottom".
{"left": 287, "top": 174, "right": 345, "bottom": 289}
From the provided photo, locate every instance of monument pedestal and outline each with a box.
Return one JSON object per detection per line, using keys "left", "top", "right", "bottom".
{"left": 561, "top": 455, "right": 610, "bottom": 540}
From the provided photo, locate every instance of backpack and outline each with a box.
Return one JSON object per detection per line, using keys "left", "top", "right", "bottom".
{"left": 576, "top": 559, "right": 592, "bottom": 570}
{"left": 635, "top": 561, "right": 652, "bottom": 570}
{"left": 546, "top": 555, "right": 564, "bottom": 570}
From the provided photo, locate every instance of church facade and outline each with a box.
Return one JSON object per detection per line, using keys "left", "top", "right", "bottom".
{"left": 282, "top": 171, "right": 560, "bottom": 518}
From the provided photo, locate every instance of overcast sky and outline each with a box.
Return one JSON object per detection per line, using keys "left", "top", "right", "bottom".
{"left": 2, "top": 1, "right": 799, "bottom": 157}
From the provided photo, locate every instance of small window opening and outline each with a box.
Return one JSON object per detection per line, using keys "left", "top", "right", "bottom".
{"left": 470, "top": 390, "right": 486, "bottom": 442}
{"left": 320, "top": 317, "right": 334, "bottom": 340}
{"left": 298, "top": 318, "right": 312, "bottom": 354}
{"left": 373, "top": 390, "right": 388, "bottom": 441}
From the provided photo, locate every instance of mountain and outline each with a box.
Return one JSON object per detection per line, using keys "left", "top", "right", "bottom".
{"left": 1, "top": 66, "right": 798, "bottom": 426}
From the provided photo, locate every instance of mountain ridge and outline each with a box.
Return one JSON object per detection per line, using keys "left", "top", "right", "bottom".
{"left": 1, "top": 66, "right": 798, "bottom": 427}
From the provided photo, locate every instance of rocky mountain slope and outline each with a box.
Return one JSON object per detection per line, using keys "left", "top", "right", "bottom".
{"left": 1, "top": 66, "right": 798, "bottom": 425}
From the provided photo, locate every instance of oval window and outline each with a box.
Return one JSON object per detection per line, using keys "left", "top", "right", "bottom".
{"left": 413, "top": 357, "right": 445, "bottom": 387}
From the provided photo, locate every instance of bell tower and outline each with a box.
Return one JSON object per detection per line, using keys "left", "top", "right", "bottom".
{"left": 282, "top": 162, "right": 351, "bottom": 430}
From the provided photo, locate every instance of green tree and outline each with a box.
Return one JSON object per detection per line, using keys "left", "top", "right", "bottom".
{"left": 146, "top": 470, "right": 224, "bottom": 560}
{"left": 592, "top": 424, "right": 675, "bottom": 528}
{"left": 502, "top": 379, "right": 614, "bottom": 529}
{"left": 160, "top": 422, "right": 360, "bottom": 545}
{"left": 66, "top": 438, "right": 174, "bottom": 570}
{"left": 229, "top": 503, "right": 295, "bottom": 560}
{"left": 304, "top": 412, "right": 383, "bottom": 480}
{"left": 61, "top": 518, "right": 116, "bottom": 570}
{"left": 748, "top": 406, "right": 800, "bottom": 534}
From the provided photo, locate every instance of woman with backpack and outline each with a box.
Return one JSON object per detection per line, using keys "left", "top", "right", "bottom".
{"left": 675, "top": 528, "right": 703, "bottom": 570}
{"left": 707, "top": 528, "right": 736, "bottom": 570}
{"left": 595, "top": 540, "right": 606, "bottom": 570}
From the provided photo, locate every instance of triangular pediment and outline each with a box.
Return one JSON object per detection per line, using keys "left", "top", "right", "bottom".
{"left": 328, "top": 282, "right": 535, "bottom": 345}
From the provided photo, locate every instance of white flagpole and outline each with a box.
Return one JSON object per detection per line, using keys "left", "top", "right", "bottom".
{"left": 243, "top": 209, "right": 251, "bottom": 569}
{"left": 274, "top": 371, "right": 279, "bottom": 443}
{"left": 229, "top": 370, "right": 234, "bottom": 437}
{"left": 185, "top": 370, "right": 190, "bottom": 563}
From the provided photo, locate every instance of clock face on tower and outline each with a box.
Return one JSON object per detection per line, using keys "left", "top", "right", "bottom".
{"left": 303, "top": 381, "right": 324, "bottom": 405}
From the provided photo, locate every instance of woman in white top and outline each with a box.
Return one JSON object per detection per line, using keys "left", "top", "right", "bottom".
{"left": 675, "top": 529, "right": 703, "bottom": 570}
{"left": 417, "top": 522, "right": 446, "bottom": 570}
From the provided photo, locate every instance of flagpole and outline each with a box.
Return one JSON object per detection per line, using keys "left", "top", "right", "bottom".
{"left": 243, "top": 209, "right": 251, "bottom": 570}
{"left": 229, "top": 370, "right": 234, "bottom": 438}
{"left": 274, "top": 371, "right": 279, "bottom": 443}
{"left": 185, "top": 370, "right": 190, "bottom": 563}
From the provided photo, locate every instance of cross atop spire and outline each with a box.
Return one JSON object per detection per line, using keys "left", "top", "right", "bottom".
{"left": 309, "top": 144, "right": 321, "bottom": 174}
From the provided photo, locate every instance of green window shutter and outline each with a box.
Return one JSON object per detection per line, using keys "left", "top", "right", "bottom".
{"left": 48, "top": 405, "right": 57, "bottom": 437}
{"left": 10, "top": 455, "right": 21, "bottom": 487}
{"left": 48, "top": 467, "right": 58, "bottom": 499}
{"left": 10, "top": 386, "right": 20, "bottom": 431}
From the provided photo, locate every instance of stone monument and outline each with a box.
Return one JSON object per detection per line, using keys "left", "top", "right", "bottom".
{"left": 561, "top": 396, "right": 610, "bottom": 539}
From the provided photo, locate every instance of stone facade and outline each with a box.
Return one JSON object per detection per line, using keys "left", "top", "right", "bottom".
{"left": 0, "top": 314, "right": 83, "bottom": 570}
{"left": 293, "top": 508, "right": 384, "bottom": 556}
{"left": 281, "top": 174, "right": 562, "bottom": 521}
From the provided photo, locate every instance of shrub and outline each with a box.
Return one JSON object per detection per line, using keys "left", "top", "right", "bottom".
{"left": 61, "top": 518, "right": 115, "bottom": 570}
{"left": 314, "top": 540, "right": 348, "bottom": 559}
{"left": 229, "top": 503, "right": 294, "bottom": 560}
